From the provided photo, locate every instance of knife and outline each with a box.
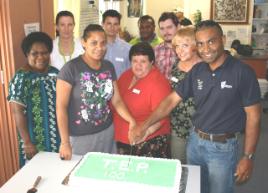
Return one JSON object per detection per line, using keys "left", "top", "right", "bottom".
{"left": 128, "top": 143, "right": 134, "bottom": 167}
{"left": 62, "top": 156, "right": 83, "bottom": 185}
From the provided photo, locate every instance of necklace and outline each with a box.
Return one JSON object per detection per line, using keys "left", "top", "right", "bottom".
{"left": 58, "top": 38, "right": 74, "bottom": 64}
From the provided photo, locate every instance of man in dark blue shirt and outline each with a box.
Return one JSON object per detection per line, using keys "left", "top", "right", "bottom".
{"left": 129, "top": 20, "right": 261, "bottom": 193}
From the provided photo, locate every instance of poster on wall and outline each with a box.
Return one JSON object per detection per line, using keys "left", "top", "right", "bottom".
{"left": 128, "top": 0, "right": 143, "bottom": 18}
{"left": 24, "top": 23, "right": 40, "bottom": 36}
{"left": 211, "top": 0, "right": 249, "bottom": 24}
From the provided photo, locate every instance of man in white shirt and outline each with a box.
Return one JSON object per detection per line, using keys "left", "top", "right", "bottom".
{"left": 102, "top": 9, "right": 131, "bottom": 78}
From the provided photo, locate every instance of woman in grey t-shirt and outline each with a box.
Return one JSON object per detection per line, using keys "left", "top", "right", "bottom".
{"left": 56, "top": 24, "right": 135, "bottom": 160}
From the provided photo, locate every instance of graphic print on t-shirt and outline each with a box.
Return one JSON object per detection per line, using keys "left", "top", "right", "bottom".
{"left": 76, "top": 71, "right": 114, "bottom": 126}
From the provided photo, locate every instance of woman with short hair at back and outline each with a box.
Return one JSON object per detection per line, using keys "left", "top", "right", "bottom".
{"left": 114, "top": 42, "right": 172, "bottom": 158}
{"left": 8, "top": 32, "right": 60, "bottom": 167}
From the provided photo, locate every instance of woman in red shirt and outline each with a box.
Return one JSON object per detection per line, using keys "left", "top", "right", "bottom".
{"left": 113, "top": 42, "right": 171, "bottom": 158}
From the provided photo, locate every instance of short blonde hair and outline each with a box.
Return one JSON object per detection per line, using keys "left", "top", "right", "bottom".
{"left": 172, "top": 26, "right": 196, "bottom": 46}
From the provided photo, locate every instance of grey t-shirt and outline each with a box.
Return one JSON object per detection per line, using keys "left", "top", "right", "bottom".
{"left": 57, "top": 56, "right": 117, "bottom": 136}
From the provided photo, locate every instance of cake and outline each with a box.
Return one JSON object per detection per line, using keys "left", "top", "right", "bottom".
{"left": 68, "top": 152, "right": 181, "bottom": 193}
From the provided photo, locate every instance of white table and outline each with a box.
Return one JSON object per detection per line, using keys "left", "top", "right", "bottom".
{"left": 0, "top": 152, "right": 200, "bottom": 193}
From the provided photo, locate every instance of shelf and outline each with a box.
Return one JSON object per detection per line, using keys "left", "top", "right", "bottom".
{"left": 253, "top": 48, "right": 266, "bottom": 50}
{"left": 254, "top": 2, "right": 268, "bottom": 6}
{"left": 253, "top": 18, "right": 268, "bottom": 21}
{"left": 252, "top": 33, "right": 268, "bottom": 35}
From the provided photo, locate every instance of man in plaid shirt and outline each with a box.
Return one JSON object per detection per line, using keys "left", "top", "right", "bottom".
{"left": 154, "top": 12, "right": 180, "bottom": 79}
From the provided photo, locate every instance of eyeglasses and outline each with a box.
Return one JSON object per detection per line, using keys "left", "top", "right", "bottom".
{"left": 29, "top": 51, "right": 50, "bottom": 57}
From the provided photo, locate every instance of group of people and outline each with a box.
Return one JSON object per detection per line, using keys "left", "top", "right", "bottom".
{"left": 8, "top": 8, "right": 261, "bottom": 193}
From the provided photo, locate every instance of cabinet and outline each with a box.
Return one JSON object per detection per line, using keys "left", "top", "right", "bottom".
{"left": 252, "top": 1, "right": 268, "bottom": 55}
{"left": 240, "top": 56, "right": 268, "bottom": 79}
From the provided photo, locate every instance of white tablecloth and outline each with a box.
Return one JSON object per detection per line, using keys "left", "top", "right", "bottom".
{"left": 0, "top": 152, "right": 200, "bottom": 193}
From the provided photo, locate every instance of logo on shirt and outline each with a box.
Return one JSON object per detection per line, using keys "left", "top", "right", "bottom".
{"left": 221, "top": 81, "right": 232, "bottom": 89}
{"left": 197, "top": 79, "right": 203, "bottom": 90}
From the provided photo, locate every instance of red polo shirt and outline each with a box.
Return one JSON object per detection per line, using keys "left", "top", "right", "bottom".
{"left": 114, "top": 67, "right": 171, "bottom": 144}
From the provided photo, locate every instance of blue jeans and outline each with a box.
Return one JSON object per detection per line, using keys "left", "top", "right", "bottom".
{"left": 186, "top": 130, "right": 238, "bottom": 193}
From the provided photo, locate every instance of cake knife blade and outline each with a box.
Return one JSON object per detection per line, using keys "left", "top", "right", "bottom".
{"left": 128, "top": 143, "right": 134, "bottom": 167}
{"left": 62, "top": 156, "right": 83, "bottom": 185}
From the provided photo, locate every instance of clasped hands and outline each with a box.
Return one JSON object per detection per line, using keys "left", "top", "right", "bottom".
{"left": 128, "top": 123, "right": 153, "bottom": 145}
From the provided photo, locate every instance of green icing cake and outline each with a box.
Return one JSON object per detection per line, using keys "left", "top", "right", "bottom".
{"left": 72, "top": 152, "right": 181, "bottom": 188}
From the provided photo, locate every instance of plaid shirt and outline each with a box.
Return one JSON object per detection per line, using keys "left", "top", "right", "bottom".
{"left": 154, "top": 42, "right": 178, "bottom": 79}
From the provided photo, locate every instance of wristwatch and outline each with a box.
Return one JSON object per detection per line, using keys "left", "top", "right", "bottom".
{"left": 243, "top": 153, "right": 255, "bottom": 160}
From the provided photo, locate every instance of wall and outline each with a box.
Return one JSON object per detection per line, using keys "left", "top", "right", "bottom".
{"left": 54, "top": 0, "right": 81, "bottom": 37}
{"left": 120, "top": 0, "right": 253, "bottom": 47}
{"left": 185, "top": 0, "right": 253, "bottom": 48}
{"left": 9, "top": 0, "right": 54, "bottom": 70}
{"left": 121, "top": 0, "right": 183, "bottom": 36}
{"left": 0, "top": 0, "right": 54, "bottom": 186}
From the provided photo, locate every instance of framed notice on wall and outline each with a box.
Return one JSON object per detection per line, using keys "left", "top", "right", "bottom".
{"left": 128, "top": 0, "right": 143, "bottom": 18}
{"left": 24, "top": 23, "right": 40, "bottom": 36}
{"left": 210, "top": 0, "right": 250, "bottom": 24}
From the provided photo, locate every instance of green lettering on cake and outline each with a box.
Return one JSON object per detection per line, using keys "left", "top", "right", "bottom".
{"left": 74, "top": 153, "right": 178, "bottom": 187}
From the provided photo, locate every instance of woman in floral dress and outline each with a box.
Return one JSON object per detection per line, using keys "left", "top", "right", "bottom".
{"left": 170, "top": 26, "right": 201, "bottom": 163}
{"left": 8, "top": 32, "right": 60, "bottom": 167}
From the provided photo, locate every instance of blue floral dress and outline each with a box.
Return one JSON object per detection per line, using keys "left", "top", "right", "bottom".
{"left": 170, "top": 63, "right": 195, "bottom": 139}
{"left": 7, "top": 66, "right": 60, "bottom": 167}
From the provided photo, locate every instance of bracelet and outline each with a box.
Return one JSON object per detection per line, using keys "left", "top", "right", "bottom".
{"left": 61, "top": 142, "right": 70, "bottom": 146}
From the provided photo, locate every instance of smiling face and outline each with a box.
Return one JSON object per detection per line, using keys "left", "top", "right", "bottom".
{"left": 139, "top": 20, "right": 155, "bottom": 41}
{"left": 82, "top": 31, "right": 107, "bottom": 62}
{"left": 27, "top": 42, "right": 50, "bottom": 73}
{"left": 56, "top": 16, "right": 75, "bottom": 39}
{"left": 102, "top": 16, "right": 120, "bottom": 39}
{"left": 159, "top": 19, "right": 178, "bottom": 43}
{"left": 195, "top": 27, "right": 226, "bottom": 66}
{"left": 131, "top": 55, "right": 153, "bottom": 79}
{"left": 174, "top": 36, "right": 197, "bottom": 62}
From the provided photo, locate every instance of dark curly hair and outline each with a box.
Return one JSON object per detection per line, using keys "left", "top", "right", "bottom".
{"left": 21, "top": 32, "right": 53, "bottom": 57}
{"left": 138, "top": 15, "right": 155, "bottom": 27}
{"left": 129, "top": 42, "right": 155, "bottom": 63}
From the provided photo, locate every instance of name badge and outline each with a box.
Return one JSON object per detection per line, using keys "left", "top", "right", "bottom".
{"left": 115, "top": 57, "right": 124, "bottom": 62}
{"left": 171, "top": 76, "right": 178, "bottom": 83}
{"left": 48, "top": 73, "right": 57, "bottom": 77}
{"left": 132, "top": 88, "right": 140, "bottom": 94}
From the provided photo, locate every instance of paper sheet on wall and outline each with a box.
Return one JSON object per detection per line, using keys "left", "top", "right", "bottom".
{"left": 224, "top": 28, "right": 249, "bottom": 49}
{"left": 24, "top": 23, "right": 40, "bottom": 36}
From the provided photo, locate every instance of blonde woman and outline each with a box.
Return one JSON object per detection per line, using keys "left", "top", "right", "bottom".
{"left": 170, "top": 26, "right": 201, "bottom": 163}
